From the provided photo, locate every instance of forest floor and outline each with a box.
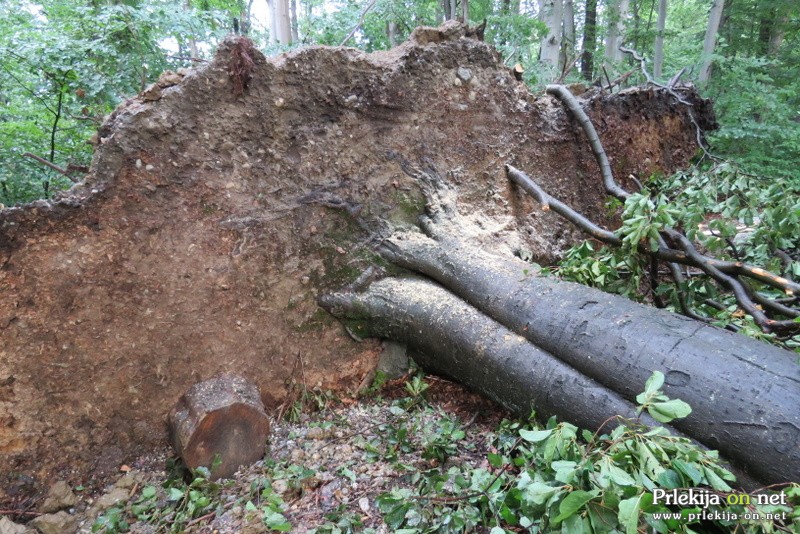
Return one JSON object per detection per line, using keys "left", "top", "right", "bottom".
{"left": 1, "top": 375, "right": 509, "bottom": 533}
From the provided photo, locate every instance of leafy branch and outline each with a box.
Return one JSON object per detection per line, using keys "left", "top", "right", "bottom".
{"left": 506, "top": 84, "right": 800, "bottom": 336}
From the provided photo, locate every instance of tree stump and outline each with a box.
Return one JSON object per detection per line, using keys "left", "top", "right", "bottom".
{"left": 168, "top": 374, "right": 270, "bottom": 479}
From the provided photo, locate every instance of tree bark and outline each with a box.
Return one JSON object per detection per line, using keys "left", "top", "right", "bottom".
{"left": 320, "top": 277, "right": 684, "bottom": 439}
{"left": 653, "top": 0, "right": 667, "bottom": 78}
{"left": 271, "top": 0, "right": 292, "bottom": 44}
{"left": 169, "top": 375, "right": 270, "bottom": 480}
{"left": 539, "top": 0, "right": 564, "bottom": 68}
{"left": 289, "top": 0, "right": 299, "bottom": 43}
{"left": 386, "top": 20, "right": 399, "bottom": 47}
{"left": 604, "top": 0, "right": 630, "bottom": 64}
{"left": 376, "top": 229, "right": 800, "bottom": 485}
{"left": 699, "top": 0, "right": 724, "bottom": 83}
{"left": 580, "top": 0, "right": 597, "bottom": 80}
{"left": 560, "top": 0, "right": 575, "bottom": 74}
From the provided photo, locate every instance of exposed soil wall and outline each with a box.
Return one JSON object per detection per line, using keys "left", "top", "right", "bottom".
{"left": 0, "top": 21, "right": 710, "bottom": 488}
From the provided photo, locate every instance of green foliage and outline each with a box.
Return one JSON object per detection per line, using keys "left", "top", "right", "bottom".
{"left": 706, "top": 55, "right": 800, "bottom": 180}
{"left": 546, "top": 241, "right": 646, "bottom": 301}
{"left": 375, "top": 374, "right": 799, "bottom": 533}
{"left": 0, "top": 0, "right": 233, "bottom": 206}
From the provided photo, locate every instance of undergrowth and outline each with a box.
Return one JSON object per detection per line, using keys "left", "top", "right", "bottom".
{"left": 92, "top": 371, "right": 799, "bottom": 533}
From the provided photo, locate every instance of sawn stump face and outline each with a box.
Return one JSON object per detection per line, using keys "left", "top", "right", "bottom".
{"left": 169, "top": 375, "right": 270, "bottom": 479}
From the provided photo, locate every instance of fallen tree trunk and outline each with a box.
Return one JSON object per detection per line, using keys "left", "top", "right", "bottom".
{"left": 378, "top": 229, "right": 800, "bottom": 485}
{"left": 320, "top": 276, "right": 762, "bottom": 489}
{"left": 320, "top": 277, "right": 682, "bottom": 435}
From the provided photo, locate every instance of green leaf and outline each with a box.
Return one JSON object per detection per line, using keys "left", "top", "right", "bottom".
{"left": 521, "top": 481, "right": 561, "bottom": 505}
{"left": 647, "top": 399, "right": 692, "bottom": 423}
{"left": 519, "top": 428, "right": 552, "bottom": 442}
{"left": 644, "top": 371, "right": 665, "bottom": 396}
{"left": 618, "top": 494, "right": 646, "bottom": 534}
{"left": 552, "top": 490, "right": 600, "bottom": 524}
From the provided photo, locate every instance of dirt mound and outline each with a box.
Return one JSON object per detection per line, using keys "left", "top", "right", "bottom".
{"left": 0, "top": 21, "right": 709, "bottom": 491}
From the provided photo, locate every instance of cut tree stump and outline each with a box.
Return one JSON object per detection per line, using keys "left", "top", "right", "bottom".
{"left": 169, "top": 374, "right": 270, "bottom": 479}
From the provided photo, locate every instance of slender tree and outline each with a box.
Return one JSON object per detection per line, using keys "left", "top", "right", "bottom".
{"left": 581, "top": 0, "right": 597, "bottom": 80}
{"left": 699, "top": 0, "right": 724, "bottom": 83}
{"left": 653, "top": 0, "right": 667, "bottom": 78}
{"left": 605, "top": 0, "right": 630, "bottom": 64}
{"left": 539, "top": 0, "right": 564, "bottom": 67}
{"left": 560, "top": 0, "right": 575, "bottom": 74}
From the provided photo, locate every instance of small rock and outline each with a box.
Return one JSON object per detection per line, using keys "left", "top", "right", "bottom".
{"left": 271, "top": 479, "right": 289, "bottom": 496}
{"left": 39, "top": 480, "right": 78, "bottom": 514}
{"left": 0, "top": 516, "right": 32, "bottom": 534}
{"left": 88, "top": 487, "right": 130, "bottom": 518}
{"left": 456, "top": 66, "right": 473, "bottom": 83}
{"left": 157, "top": 71, "right": 183, "bottom": 88}
{"left": 29, "top": 511, "right": 77, "bottom": 534}
{"left": 140, "top": 83, "right": 162, "bottom": 102}
{"left": 358, "top": 496, "right": 370, "bottom": 514}
{"left": 113, "top": 472, "right": 140, "bottom": 490}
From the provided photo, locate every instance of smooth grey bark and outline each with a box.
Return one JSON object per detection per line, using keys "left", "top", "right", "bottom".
{"left": 700, "top": 0, "right": 724, "bottom": 83}
{"left": 560, "top": 0, "right": 575, "bottom": 74}
{"left": 320, "top": 277, "right": 684, "bottom": 436}
{"left": 539, "top": 0, "right": 564, "bottom": 68}
{"left": 653, "top": 0, "right": 668, "bottom": 78}
{"left": 378, "top": 231, "right": 800, "bottom": 485}
{"left": 604, "top": 0, "right": 629, "bottom": 64}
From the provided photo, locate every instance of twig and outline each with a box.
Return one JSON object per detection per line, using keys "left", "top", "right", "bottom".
{"left": 340, "top": 0, "right": 377, "bottom": 46}
{"left": 22, "top": 153, "right": 81, "bottom": 182}
{"left": 185, "top": 500, "right": 235, "bottom": 527}
{"left": 166, "top": 55, "right": 208, "bottom": 63}
{"left": 0, "top": 510, "right": 41, "bottom": 516}
{"left": 506, "top": 164, "right": 799, "bottom": 333}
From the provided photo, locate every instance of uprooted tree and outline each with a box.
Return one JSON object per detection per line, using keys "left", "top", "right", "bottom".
{"left": 0, "top": 22, "right": 796, "bottom": 493}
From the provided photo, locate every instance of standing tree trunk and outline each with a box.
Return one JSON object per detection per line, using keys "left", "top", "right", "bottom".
{"left": 604, "top": 0, "right": 630, "bottom": 64}
{"left": 539, "top": 0, "right": 564, "bottom": 68}
{"left": 560, "top": 0, "right": 575, "bottom": 74}
{"left": 699, "top": 0, "right": 724, "bottom": 83}
{"left": 272, "top": 0, "right": 292, "bottom": 44}
{"left": 768, "top": 9, "right": 789, "bottom": 56}
{"left": 268, "top": 0, "right": 278, "bottom": 44}
{"left": 185, "top": 0, "right": 198, "bottom": 59}
{"left": 290, "top": 0, "right": 299, "bottom": 43}
{"left": 461, "top": 0, "right": 469, "bottom": 22}
{"left": 581, "top": 0, "right": 597, "bottom": 80}
{"left": 653, "top": 0, "right": 668, "bottom": 78}
{"left": 386, "top": 20, "right": 400, "bottom": 47}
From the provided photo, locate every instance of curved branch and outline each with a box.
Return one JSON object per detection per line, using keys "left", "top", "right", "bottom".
{"left": 545, "top": 84, "right": 630, "bottom": 201}
{"left": 506, "top": 166, "right": 800, "bottom": 334}
{"left": 506, "top": 165, "right": 621, "bottom": 245}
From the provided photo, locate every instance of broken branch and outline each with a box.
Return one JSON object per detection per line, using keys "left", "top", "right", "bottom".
{"left": 21, "top": 152, "right": 82, "bottom": 182}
